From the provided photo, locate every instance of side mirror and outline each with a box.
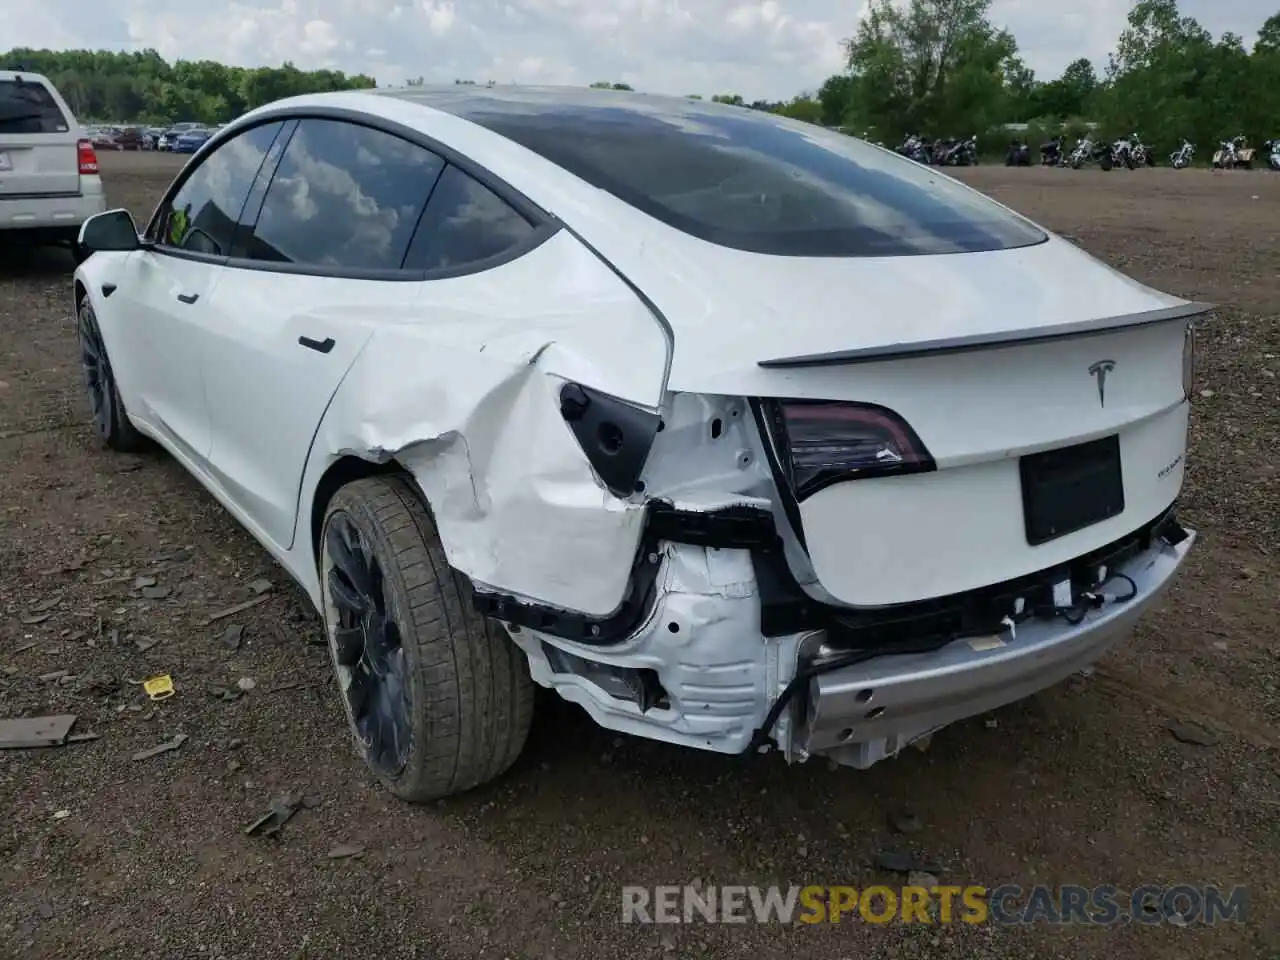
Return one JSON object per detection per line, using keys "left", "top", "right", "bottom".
{"left": 77, "top": 209, "right": 141, "bottom": 256}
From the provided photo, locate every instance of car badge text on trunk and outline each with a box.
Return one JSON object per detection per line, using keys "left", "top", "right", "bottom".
{"left": 1088, "top": 360, "right": 1116, "bottom": 407}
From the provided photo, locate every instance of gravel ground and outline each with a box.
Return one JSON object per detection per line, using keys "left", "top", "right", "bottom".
{"left": 0, "top": 152, "right": 1277, "bottom": 960}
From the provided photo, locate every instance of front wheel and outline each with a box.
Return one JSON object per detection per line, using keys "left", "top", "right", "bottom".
{"left": 320, "top": 475, "right": 535, "bottom": 802}
{"left": 1099, "top": 154, "right": 1113, "bottom": 171}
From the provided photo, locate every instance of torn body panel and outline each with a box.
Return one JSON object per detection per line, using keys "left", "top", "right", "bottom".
{"left": 298, "top": 229, "right": 670, "bottom": 617}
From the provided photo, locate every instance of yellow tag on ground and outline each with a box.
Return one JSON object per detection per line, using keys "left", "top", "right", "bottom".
{"left": 142, "top": 675, "right": 175, "bottom": 700}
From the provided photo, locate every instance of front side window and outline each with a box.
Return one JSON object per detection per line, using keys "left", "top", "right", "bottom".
{"left": 155, "top": 121, "right": 285, "bottom": 256}
{"left": 244, "top": 119, "right": 444, "bottom": 271}
{"left": 0, "top": 79, "right": 69, "bottom": 133}
{"left": 403, "top": 165, "right": 535, "bottom": 273}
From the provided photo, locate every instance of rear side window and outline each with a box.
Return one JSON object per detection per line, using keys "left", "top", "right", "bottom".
{"left": 244, "top": 119, "right": 444, "bottom": 271}
{"left": 452, "top": 97, "right": 1047, "bottom": 257}
{"left": 155, "top": 121, "right": 285, "bottom": 256}
{"left": 403, "top": 165, "right": 535, "bottom": 273}
{"left": 0, "top": 79, "right": 69, "bottom": 133}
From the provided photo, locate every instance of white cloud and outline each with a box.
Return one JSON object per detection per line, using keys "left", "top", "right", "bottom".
{"left": 1, "top": 0, "right": 1266, "bottom": 101}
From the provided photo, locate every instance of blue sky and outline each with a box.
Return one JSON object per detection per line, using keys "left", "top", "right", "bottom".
{"left": 4, "top": 0, "right": 1267, "bottom": 101}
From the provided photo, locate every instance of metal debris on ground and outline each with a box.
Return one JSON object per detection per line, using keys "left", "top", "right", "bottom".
{"left": 889, "top": 810, "right": 923, "bottom": 834}
{"left": 1168, "top": 720, "right": 1220, "bottom": 746}
{"left": 201, "top": 594, "right": 270, "bottom": 626}
{"left": 131, "top": 733, "right": 188, "bottom": 761}
{"left": 244, "top": 792, "right": 304, "bottom": 837}
{"left": 327, "top": 843, "right": 365, "bottom": 860}
{"left": 210, "top": 685, "right": 244, "bottom": 703}
{"left": 875, "top": 851, "right": 942, "bottom": 874}
{"left": 221, "top": 623, "right": 244, "bottom": 650}
{"left": 0, "top": 715, "right": 79, "bottom": 749}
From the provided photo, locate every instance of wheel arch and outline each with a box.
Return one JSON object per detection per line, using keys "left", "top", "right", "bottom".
{"left": 308, "top": 454, "right": 415, "bottom": 570}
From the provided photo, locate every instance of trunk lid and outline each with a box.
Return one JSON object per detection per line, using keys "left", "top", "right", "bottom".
{"left": 578, "top": 214, "right": 1201, "bottom": 606}
{"left": 0, "top": 77, "right": 81, "bottom": 197}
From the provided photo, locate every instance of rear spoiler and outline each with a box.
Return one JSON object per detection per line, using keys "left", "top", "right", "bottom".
{"left": 757, "top": 301, "right": 1214, "bottom": 369}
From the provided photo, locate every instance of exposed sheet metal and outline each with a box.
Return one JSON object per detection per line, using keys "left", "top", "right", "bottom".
{"left": 757, "top": 302, "right": 1214, "bottom": 369}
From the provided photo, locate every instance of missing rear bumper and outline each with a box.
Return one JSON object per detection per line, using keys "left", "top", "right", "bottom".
{"left": 794, "top": 526, "right": 1196, "bottom": 767}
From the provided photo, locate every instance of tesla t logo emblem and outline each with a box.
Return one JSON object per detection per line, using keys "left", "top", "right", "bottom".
{"left": 1088, "top": 360, "right": 1116, "bottom": 407}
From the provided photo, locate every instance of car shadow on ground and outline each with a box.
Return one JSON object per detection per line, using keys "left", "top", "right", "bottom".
{"left": 0, "top": 241, "right": 77, "bottom": 279}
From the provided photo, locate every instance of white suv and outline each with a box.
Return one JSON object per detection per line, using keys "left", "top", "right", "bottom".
{"left": 0, "top": 70, "right": 105, "bottom": 246}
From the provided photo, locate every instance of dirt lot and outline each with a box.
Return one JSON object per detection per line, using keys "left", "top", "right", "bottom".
{"left": 1, "top": 151, "right": 1277, "bottom": 960}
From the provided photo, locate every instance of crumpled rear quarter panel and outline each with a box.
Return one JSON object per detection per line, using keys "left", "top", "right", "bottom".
{"left": 303, "top": 229, "right": 670, "bottom": 617}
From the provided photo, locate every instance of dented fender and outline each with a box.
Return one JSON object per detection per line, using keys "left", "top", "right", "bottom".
{"left": 299, "top": 229, "right": 670, "bottom": 617}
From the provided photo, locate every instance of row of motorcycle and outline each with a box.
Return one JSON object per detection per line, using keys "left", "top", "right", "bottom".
{"left": 1005, "top": 133, "right": 1280, "bottom": 170}
{"left": 894, "top": 134, "right": 980, "bottom": 166}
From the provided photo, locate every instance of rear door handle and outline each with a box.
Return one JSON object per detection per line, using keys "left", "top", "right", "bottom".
{"left": 176, "top": 292, "right": 199, "bottom": 304}
{"left": 298, "top": 336, "right": 335, "bottom": 354}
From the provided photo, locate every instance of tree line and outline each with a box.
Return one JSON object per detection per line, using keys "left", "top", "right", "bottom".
{"left": 0, "top": 48, "right": 374, "bottom": 125}
{"left": 3, "top": 0, "right": 1277, "bottom": 157}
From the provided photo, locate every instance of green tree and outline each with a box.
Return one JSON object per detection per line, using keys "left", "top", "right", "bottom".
{"left": 0, "top": 47, "right": 375, "bottom": 124}
{"left": 843, "top": 0, "right": 1022, "bottom": 138}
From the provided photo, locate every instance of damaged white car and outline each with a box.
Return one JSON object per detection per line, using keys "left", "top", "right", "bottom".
{"left": 72, "top": 86, "right": 1203, "bottom": 800}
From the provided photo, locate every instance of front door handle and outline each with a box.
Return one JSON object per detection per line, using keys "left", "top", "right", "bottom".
{"left": 176, "top": 292, "right": 199, "bottom": 304}
{"left": 298, "top": 336, "right": 335, "bottom": 354}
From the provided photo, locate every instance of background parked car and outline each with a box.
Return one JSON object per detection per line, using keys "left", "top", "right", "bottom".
{"left": 171, "top": 126, "right": 213, "bottom": 153}
{"left": 0, "top": 69, "right": 106, "bottom": 247}
{"left": 158, "top": 122, "right": 203, "bottom": 151}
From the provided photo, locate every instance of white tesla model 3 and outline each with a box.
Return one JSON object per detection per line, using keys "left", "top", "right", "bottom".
{"left": 72, "top": 86, "right": 1203, "bottom": 800}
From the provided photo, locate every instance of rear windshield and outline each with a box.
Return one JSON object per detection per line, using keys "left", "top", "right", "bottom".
{"left": 437, "top": 94, "right": 1046, "bottom": 257}
{"left": 0, "top": 79, "right": 69, "bottom": 134}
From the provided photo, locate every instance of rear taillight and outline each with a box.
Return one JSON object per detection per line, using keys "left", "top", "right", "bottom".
{"left": 77, "top": 139, "right": 99, "bottom": 175}
{"left": 764, "top": 400, "right": 934, "bottom": 500}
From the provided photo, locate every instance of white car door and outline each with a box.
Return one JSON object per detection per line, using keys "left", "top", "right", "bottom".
{"left": 111, "top": 251, "right": 223, "bottom": 462}
{"left": 199, "top": 118, "right": 445, "bottom": 551}
{"left": 108, "top": 119, "right": 292, "bottom": 466}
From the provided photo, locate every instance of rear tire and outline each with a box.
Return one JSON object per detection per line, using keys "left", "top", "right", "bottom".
{"left": 76, "top": 300, "right": 147, "bottom": 452}
{"left": 320, "top": 475, "right": 535, "bottom": 802}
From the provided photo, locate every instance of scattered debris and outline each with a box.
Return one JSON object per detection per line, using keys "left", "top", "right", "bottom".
{"left": 221, "top": 623, "right": 244, "bottom": 651}
{"left": 201, "top": 594, "right": 270, "bottom": 625}
{"left": 247, "top": 578, "right": 273, "bottom": 596}
{"left": 889, "top": 810, "right": 923, "bottom": 834}
{"left": 65, "top": 732, "right": 101, "bottom": 744}
{"left": 20, "top": 612, "right": 53, "bottom": 625}
{"left": 984, "top": 718, "right": 999, "bottom": 729}
{"left": 138, "top": 674, "right": 175, "bottom": 700}
{"left": 140, "top": 585, "right": 172, "bottom": 600}
{"left": 0, "top": 715, "right": 78, "bottom": 749}
{"left": 327, "top": 843, "right": 365, "bottom": 860}
{"left": 268, "top": 679, "right": 309, "bottom": 694}
{"left": 131, "top": 733, "right": 188, "bottom": 761}
{"left": 13, "top": 641, "right": 39, "bottom": 655}
{"left": 301, "top": 794, "right": 324, "bottom": 810}
{"left": 244, "top": 793, "right": 303, "bottom": 837}
{"left": 133, "top": 576, "right": 157, "bottom": 589}
{"left": 1168, "top": 720, "right": 1220, "bottom": 747}
{"left": 236, "top": 677, "right": 257, "bottom": 692}
{"left": 39, "top": 670, "right": 70, "bottom": 682}
{"left": 210, "top": 685, "right": 244, "bottom": 703}
{"left": 875, "top": 851, "right": 942, "bottom": 874}
{"left": 52, "top": 810, "right": 71, "bottom": 820}
{"left": 27, "top": 594, "right": 63, "bottom": 615}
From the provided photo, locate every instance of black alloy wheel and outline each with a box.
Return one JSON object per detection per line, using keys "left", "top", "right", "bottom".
{"left": 324, "top": 513, "right": 411, "bottom": 778}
